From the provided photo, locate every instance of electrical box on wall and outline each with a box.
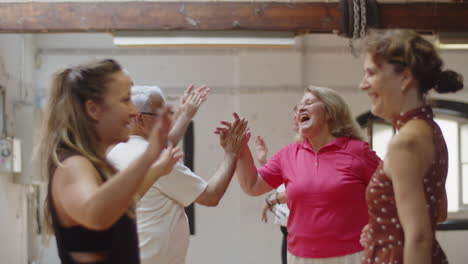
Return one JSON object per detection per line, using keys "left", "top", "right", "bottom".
{"left": 0, "top": 137, "right": 21, "bottom": 174}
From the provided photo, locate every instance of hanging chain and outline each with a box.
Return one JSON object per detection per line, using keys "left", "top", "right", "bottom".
{"left": 349, "top": 0, "right": 361, "bottom": 57}
{"left": 360, "top": 0, "right": 367, "bottom": 38}
{"left": 353, "top": 0, "right": 360, "bottom": 40}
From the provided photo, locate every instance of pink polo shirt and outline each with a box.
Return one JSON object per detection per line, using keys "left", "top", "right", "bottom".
{"left": 258, "top": 137, "right": 380, "bottom": 258}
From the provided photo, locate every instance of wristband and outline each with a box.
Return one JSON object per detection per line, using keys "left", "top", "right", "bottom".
{"left": 275, "top": 192, "right": 280, "bottom": 204}
{"left": 265, "top": 193, "right": 274, "bottom": 207}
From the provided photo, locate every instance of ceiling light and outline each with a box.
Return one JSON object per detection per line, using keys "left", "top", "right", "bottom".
{"left": 436, "top": 32, "right": 468, "bottom": 50}
{"left": 113, "top": 31, "right": 296, "bottom": 48}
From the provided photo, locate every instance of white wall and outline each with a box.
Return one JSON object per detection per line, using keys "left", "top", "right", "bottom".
{"left": 0, "top": 34, "right": 37, "bottom": 264}
{"left": 34, "top": 33, "right": 305, "bottom": 264}
{"left": 2, "top": 32, "right": 468, "bottom": 264}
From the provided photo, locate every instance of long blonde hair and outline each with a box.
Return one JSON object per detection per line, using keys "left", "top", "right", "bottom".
{"left": 37, "top": 59, "right": 129, "bottom": 233}
{"left": 306, "top": 85, "right": 364, "bottom": 140}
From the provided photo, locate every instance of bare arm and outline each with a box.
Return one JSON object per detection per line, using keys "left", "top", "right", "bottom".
{"left": 214, "top": 113, "right": 272, "bottom": 196}
{"left": 256, "top": 135, "right": 275, "bottom": 222}
{"left": 195, "top": 114, "right": 248, "bottom": 206}
{"left": 237, "top": 142, "right": 273, "bottom": 196}
{"left": 268, "top": 191, "right": 287, "bottom": 204}
{"left": 195, "top": 153, "right": 238, "bottom": 206}
{"left": 53, "top": 107, "right": 175, "bottom": 230}
{"left": 386, "top": 121, "right": 435, "bottom": 264}
{"left": 54, "top": 153, "right": 153, "bottom": 230}
{"left": 261, "top": 191, "right": 287, "bottom": 222}
{"left": 169, "top": 84, "right": 209, "bottom": 145}
{"left": 438, "top": 189, "right": 448, "bottom": 222}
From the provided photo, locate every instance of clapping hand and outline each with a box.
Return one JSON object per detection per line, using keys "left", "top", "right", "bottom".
{"left": 214, "top": 113, "right": 249, "bottom": 156}
{"left": 255, "top": 136, "right": 268, "bottom": 166}
{"left": 152, "top": 142, "right": 184, "bottom": 176}
{"left": 145, "top": 106, "right": 173, "bottom": 161}
{"left": 179, "top": 84, "right": 210, "bottom": 119}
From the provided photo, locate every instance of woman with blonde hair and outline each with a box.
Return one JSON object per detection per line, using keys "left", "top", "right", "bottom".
{"left": 37, "top": 59, "right": 182, "bottom": 264}
{"left": 359, "top": 29, "right": 463, "bottom": 264}
{"left": 220, "top": 85, "right": 380, "bottom": 264}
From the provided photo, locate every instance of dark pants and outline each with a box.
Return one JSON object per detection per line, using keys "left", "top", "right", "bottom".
{"left": 280, "top": 226, "right": 288, "bottom": 264}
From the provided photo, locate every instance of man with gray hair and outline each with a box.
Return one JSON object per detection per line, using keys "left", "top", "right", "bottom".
{"left": 107, "top": 84, "right": 247, "bottom": 264}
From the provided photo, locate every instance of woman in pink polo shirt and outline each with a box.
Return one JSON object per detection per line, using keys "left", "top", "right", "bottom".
{"left": 233, "top": 86, "right": 381, "bottom": 264}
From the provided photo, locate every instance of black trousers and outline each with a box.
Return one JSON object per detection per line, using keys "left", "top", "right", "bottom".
{"left": 280, "top": 226, "right": 288, "bottom": 264}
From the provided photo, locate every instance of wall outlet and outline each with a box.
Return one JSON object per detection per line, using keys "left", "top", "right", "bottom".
{"left": 0, "top": 137, "right": 21, "bottom": 174}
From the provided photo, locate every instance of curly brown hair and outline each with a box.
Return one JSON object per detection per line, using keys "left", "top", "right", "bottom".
{"left": 363, "top": 29, "right": 463, "bottom": 95}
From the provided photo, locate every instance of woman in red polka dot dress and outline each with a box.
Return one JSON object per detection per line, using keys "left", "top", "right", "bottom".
{"left": 359, "top": 29, "right": 464, "bottom": 264}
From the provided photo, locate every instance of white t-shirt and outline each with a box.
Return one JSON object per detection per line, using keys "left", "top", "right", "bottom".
{"left": 273, "top": 184, "right": 290, "bottom": 227}
{"left": 107, "top": 135, "right": 208, "bottom": 264}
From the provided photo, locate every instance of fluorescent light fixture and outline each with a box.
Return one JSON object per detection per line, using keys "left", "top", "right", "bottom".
{"left": 113, "top": 31, "right": 295, "bottom": 48}
{"left": 436, "top": 32, "right": 468, "bottom": 50}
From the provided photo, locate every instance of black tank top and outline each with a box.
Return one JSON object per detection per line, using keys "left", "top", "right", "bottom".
{"left": 48, "top": 147, "right": 140, "bottom": 264}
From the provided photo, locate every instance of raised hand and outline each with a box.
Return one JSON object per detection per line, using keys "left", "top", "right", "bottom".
{"left": 168, "top": 85, "right": 210, "bottom": 147}
{"left": 215, "top": 113, "right": 248, "bottom": 156}
{"left": 255, "top": 136, "right": 268, "bottom": 165}
{"left": 138, "top": 142, "right": 184, "bottom": 197}
{"left": 179, "top": 84, "right": 210, "bottom": 119}
{"left": 179, "top": 84, "right": 195, "bottom": 106}
{"left": 152, "top": 143, "right": 184, "bottom": 176}
{"left": 214, "top": 113, "right": 250, "bottom": 147}
{"left": 145, "top": 106, "right": 173, "bottom": 161}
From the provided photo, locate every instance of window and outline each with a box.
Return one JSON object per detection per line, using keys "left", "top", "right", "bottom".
{"left": 358, "top": 99, "right": 468, "bottom": 218}
{"left": 461, "top": 124, "right": 468, "bottom": 206}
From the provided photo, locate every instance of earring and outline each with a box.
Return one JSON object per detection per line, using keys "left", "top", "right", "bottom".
{"left": 401, "top": 73, "right": 410, "bottom": 92}
{"left": 400, "top": 81, "right": 409, "bottom": 92}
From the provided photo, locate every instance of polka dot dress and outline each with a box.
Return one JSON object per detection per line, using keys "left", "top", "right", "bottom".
{"left": 362, "top": 106, "right": 449, "bottom": 264}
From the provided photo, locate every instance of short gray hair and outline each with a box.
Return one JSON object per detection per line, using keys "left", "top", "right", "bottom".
{"left": 131, "top": 85, "right": 166, "bottom": 112}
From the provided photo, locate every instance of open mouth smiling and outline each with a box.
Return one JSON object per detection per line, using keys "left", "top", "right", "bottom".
{"left": 299, "top": 115, "right": 310, "bottom": 123}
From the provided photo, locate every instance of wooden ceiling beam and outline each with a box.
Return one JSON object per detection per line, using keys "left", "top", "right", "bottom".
{"left": 379, "top": 3, "right": 468, "bottom": 33}
{"left": 0, "top": 2, "right": 467, "bottom": 33}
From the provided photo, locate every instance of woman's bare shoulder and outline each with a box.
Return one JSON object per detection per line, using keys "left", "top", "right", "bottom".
{"left": 54, "top": 155, "right": 100, "bottom": 184}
